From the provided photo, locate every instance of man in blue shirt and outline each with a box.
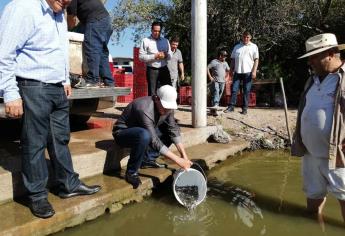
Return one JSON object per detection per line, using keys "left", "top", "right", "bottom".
{"left": 0, "top": 0, "right": 101, "bottom": 219}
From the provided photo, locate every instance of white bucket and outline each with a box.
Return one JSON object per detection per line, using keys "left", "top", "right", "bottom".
{"left": 173, "top": 168, "right": 207, "bottom": 208}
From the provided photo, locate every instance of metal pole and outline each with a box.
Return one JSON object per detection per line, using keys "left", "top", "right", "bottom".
{"left": 191, "top": 0, "right": 207, "bottom": 127}
{"left": 279, "top": 77, "right": 292, "bottom": 144}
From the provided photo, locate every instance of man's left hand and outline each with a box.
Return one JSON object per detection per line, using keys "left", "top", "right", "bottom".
{"left": 180, "top": 74, "right": 185, "bottom": 81}
{"left": 64, "top": 84, "right": 72, "bottom": 97}
{"left": 252, "top": 72, "right": 257, "bottom": 80}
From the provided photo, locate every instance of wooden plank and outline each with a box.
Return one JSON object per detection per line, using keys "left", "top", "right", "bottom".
{"left": 0, "top": 87, "right": 131, "bottom": 118}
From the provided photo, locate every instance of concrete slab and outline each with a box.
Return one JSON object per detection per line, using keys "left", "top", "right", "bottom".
{"left": 0, "top": 125, "right": 217, "bottom": 204}
{"left": 0, "top": 139, "right": 249, "bottom": 236}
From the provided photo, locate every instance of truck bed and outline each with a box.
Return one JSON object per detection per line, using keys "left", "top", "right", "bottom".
{"left": 0, "top": 87, "right": 131, "bottom": 118}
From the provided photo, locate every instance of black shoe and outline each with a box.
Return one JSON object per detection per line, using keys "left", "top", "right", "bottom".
{"left": 58, "top": 183, "right": 101, "bottom": 199}
{"left": 29, "top": 198, "right": 55, "bottom": 219}
{"left": 125, "top": 172, "right": 142, "bottom": 189}
{"left": 224, "top": 106, "right": 234, "bottom": 113}
{"left": 103, "top": 83, "right": 115, "bottom": 88}
{"left": 241, "top": 109, "right": 248, "bottom": 115}
{"left": 140, "top": 160, "right": 167, "bottom": 169}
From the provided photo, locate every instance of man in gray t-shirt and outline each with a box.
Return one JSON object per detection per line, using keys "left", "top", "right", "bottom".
{"left": 207, "top": 50, "right": 230, "bottom": 107}
{"left": 167, "top": 36, "right": 184, "bottom": 89}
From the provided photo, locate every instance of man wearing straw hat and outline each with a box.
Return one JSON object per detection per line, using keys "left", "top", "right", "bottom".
{"left": 113, "top": 85, "right": 192, "bottom": 189}
{"left": 292, "top": 33, "right": 345, "bottom": 223}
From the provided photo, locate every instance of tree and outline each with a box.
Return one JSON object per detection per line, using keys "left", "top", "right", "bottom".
{"left": 110, "top": 0, "right": 345, "bottom": 105}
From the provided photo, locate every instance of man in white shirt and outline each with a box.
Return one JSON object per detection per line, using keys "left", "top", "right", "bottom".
{"left": 224, "top": 31, "right": 259, "bottom": 115}
{"left": 292, "top": 33, "right": 345, "bottom": 224}
{"left": 139, "top": 22, "right": 172, "bottom": 95}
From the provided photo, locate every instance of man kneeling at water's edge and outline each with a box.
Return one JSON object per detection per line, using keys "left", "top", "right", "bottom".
{"left": 113, "top": 85, "right": 192, "bottom": 189}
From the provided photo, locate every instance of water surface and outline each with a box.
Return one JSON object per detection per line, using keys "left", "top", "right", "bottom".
{"left": 56, "top": 150, "right": 345, "bottom": 236}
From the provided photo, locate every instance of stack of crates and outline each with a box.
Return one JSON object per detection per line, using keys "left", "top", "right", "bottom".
{"left": 220, "top": 74, "right": 232, "bottom": 106}
{"left": 133, "top": 47, "right": 148, "bottom": 98}
{"left": 179, "top": 86, "right": 192, "bottom": 105}
{"left": 115, "top": 72, "right": 134, "bottom": 103}
{"left": 236, "top": 92, "right": 257, "bottom": 107}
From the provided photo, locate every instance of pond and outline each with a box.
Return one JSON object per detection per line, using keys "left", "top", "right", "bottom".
{"left": 56, "top": 150, "right": 344, "bottom": 236}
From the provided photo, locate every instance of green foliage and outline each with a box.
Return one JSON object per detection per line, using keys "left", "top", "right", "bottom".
{"left": 110, "top": 0, "right": 345, "bottom": 105}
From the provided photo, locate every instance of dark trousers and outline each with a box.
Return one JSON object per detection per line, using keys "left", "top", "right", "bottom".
{"left": 83, "top": 16, "right": 114, "bottom": 86}
{"left": 114, "top": 127, "right": 151, "bottom": 175}
{"left": 146, "top": 66, "right": 171, "bottom": 95}
{"left": 114, "top": 124, "right": 172, "bottom": 174}
{"left": 229, "top": 72, "right": 252, "bottom": 109}
{"left": 18, "top": 79, "right": 80, "bottom": 202}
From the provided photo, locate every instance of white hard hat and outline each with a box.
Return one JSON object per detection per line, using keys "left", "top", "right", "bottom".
{"left": 157, "top": 85, "right": 178, "bottom": 109}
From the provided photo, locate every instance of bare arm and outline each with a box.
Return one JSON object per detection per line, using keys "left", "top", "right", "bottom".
{"left": 230, "top": 59, "right": 235, "bottom": 74}
{"left": 163, "top": 149, "right": 192, "bottom": 170}
{"left": 207, "top": 68, "right": 214, "bottom": 81}
{"left": 67, "top": 15, "right": 77, "bottom": 30}
{"left": 179, "top": 63, "right": 185, "bottom": 80}
{"left": 251, "top": 58, "right": 259, "bottom": 79}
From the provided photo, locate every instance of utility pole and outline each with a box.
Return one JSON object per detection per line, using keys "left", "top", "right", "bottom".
{"left": 191, "top": 0, "right": 207, "bottom": 127}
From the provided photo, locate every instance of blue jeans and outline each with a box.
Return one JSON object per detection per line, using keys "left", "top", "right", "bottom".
{"left": 18, "top": 79, "right": 80, "bottom": 202}
{"left": 114, "top": 124, "right": 173, "bottom": 174}
{"left": 229, "top": 72, "right": 252, "bottom": 109}
{"left": 210, "top": 81, "right": 225, "bottom": 106}
{"left": 114, "top": 127, "right": 152, "bottom": 175}
{"left": 83, "top": 16, "right": 114, "bottom": 86}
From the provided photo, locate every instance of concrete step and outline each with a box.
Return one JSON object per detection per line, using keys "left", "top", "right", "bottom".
{"left": 0, "top": 140, "right": 249, "bottom": 236}
{"left": 0, "top": 123, "right": 218, "bottom": 204}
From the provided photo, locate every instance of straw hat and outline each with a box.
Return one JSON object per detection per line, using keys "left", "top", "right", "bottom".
{"left": 298, "top": 33, "right": 345, "bottom": 59}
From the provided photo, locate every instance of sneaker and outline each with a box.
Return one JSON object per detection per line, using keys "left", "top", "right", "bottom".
{"left": 125, "top": 172, "right": 142, "bottom": 189}
{"left": 241, "top": 109, "right": 248, "bottom": 115}
{"left": 223, "top": 106, "right": 234, "bottom": 113}
{"left": 76, "top": 80, "right": 99, "bottom": 88}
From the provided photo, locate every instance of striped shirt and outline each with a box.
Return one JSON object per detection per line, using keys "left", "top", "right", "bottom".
{"left": 0, "top": 0, "right": 69, "bottom": 103}
{"left": 139, "top": 35, "right": 172, "bottom": 68}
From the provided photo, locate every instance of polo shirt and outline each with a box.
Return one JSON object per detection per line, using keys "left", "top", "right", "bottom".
{"left": 167, "top": 48, "right": 183, "bottom": 80}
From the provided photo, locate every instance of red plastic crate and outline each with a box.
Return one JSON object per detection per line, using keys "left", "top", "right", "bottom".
{"left": 117, "top": 94, "right": 134, "bottom": 103}
{"left": 115, "top": 74, "right": 134, "bottom": 87}
{"left": 220, "top": 94, "right": 231, "bottom": 106}
{"left": 179, "top": 86, "right": 192, "bottom": 105}
{"left": 133, "top": 84, "right": 148, "bottom": 98}
{"left": 236, "top": 92, "right": 256, "bottom": 107}
{"left": 115, "top": 74, "right": 134, "bottom": 102}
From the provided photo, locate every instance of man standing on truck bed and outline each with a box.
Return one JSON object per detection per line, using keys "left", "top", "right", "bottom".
{"left": 0, "top": 0, "right": 101, "bottom": 219}
{"left": 67, "top": 0, "right": 114, "bottom": 87}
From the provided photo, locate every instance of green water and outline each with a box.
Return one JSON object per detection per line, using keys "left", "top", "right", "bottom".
{"left": 56, "top": 150, "right": 345, "bottom": 236}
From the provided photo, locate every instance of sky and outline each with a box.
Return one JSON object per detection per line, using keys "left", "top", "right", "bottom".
{"left": 0, "top": 0, "right": 136, "bottom": 58}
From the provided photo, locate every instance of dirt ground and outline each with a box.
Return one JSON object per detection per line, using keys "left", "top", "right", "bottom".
{"left": 173, "top": 105, "right": 298, "bottom": 149}
{"left": 112, "top": 104, "right": 298, "bottom": 149}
